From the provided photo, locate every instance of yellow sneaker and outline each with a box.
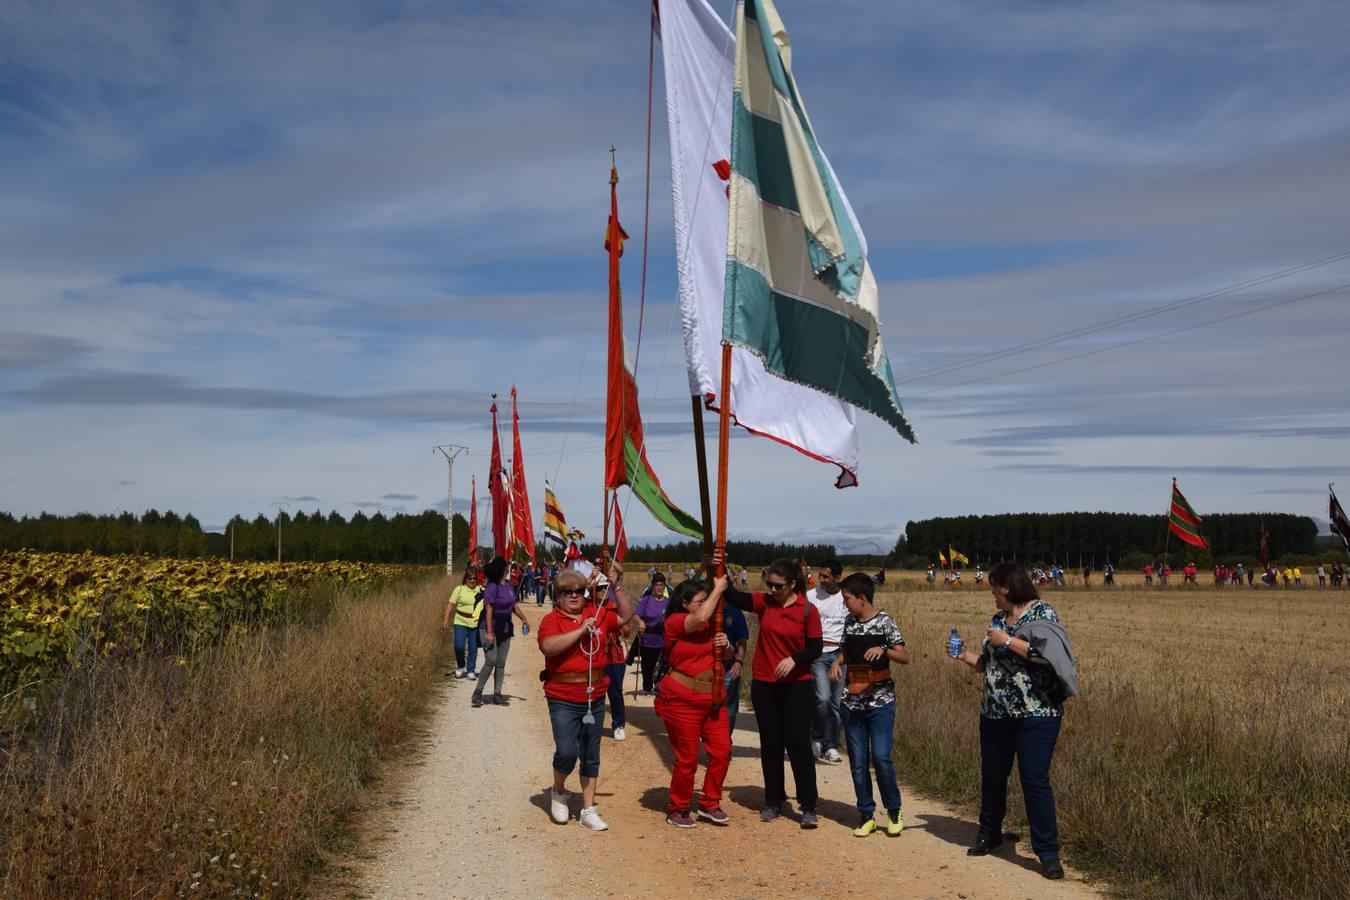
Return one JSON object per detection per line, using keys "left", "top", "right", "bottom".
{"left": 853, "top": 816, "right": 877, "bottom": 837}
{"left": 886, "top": 810, "right": 904, "bottom": 837}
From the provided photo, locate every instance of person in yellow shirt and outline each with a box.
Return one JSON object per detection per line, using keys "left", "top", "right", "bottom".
{"left": 1292, "top": 567, "right": 1303, "bottom": 587}
{"left": 444, "top": 569, "right": 485, "bottom": 678}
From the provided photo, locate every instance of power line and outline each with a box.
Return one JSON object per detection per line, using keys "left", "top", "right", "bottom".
{"left": 909, "top": 280, "right": 1350, "bottom": 400}
{"left": 894, "top": 250, "right": 1350, "bottom": 386}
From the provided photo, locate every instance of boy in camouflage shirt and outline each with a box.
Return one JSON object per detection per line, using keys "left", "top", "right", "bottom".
{"left": 828, "top": 573, "right": 909, "bottom": 837}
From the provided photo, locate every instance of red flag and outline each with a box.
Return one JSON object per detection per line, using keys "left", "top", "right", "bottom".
{"left": 612, "top": 494, "right": 628, "bottom": 564}
{"left": 602, "top": 164, "right": 702, "bottom": 539}
{"left": 467, "top": 476, "right": 478, "bottom": 563}
{"left": 510, "top": 387, "right": 536, "bottom": 564}
{"left": 489, "top": 398, "right": 510, "bottom": 556}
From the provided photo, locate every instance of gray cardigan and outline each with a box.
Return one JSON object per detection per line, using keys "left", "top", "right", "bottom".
{"left": 1015, "top": 618, "right": 1078, "bottom": 700}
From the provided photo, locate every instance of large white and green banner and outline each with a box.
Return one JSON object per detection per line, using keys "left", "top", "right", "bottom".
{"left": 724, "top": 0, "right": 915, "bottom": 443}
{"left": 661, "top": 0, "right": 869, "bottom": 488}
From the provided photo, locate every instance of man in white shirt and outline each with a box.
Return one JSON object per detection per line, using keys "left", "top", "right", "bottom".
{"left": 809, "top": 559, "right": 848, "bottom": 763}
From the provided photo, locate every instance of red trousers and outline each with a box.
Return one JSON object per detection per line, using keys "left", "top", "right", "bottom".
{"left": 656, "top": 685, "right": 732, "bottom": 813}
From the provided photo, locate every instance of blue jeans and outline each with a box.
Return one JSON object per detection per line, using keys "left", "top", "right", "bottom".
{"left": 811, "top": 649, "right": 845, "bottom": 751}
{"left": 605, "top": 663, "right": 627, "bottom": 728}
{"left": 978, "top": 715, "right": 1062, "bottom": 861}
{"left": 453, "top": 624, "right": 479, "bottom": 673}
{"left": 547, "top": 697, "right": 606, "bottom": 778}
{"left": 724, "top": 668, "right": 742, "bottom": 737}
{"left": 843, "top": 701, "right": 902, "bottom": 817}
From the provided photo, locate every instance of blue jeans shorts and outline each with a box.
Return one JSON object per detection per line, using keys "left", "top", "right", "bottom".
{"left": 547, "top": 696, "right": 607, "bottom": 779}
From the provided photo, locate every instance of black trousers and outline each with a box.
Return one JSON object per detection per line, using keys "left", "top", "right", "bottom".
{"left": 751, "top": 679, "right": 818, "bottom": 812}
{"left": 640, "top": 646, "right": 663, "bottom": 692}
{"left": 978, "top": 715, "right": 1062, "bottom": 861}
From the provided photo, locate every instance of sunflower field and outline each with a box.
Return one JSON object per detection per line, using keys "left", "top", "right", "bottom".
{"left": 1, "top": 550, "right": 414, "bottom": 696}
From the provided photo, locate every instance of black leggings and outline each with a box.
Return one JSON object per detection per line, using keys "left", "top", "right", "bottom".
{"left": 751, "top": 679, "right": 818, "bottom": 812}
{"left": 640, "top": 646, "right": 663, "bottom": 692}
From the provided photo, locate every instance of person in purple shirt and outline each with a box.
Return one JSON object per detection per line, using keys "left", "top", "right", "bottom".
{"left": 634, "top": 573, "right": 670, "bottom": 695}
{"left": 473, "top": 555, "right": 530, "bottom": 708}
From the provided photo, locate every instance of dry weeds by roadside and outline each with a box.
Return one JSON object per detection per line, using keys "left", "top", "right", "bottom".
{"left": 881, "top": 581, "right": 1350, "bottom": 899}
{"left": 0, "top": 574, "right": 450, "bottom": 899}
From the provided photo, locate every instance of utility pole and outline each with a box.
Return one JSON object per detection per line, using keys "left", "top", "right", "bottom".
{"left": 270, "top": 501, "right": 289, "bottom": 564}
{"left": 229, "top": 520, "right": 234, "bottom": 561}
{"left": 434, "top": 444, "right": 469, "bottom": 575}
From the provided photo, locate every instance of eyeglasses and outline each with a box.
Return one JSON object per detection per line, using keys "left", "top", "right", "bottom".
{"left": 765, "top": 580, "right": 790, "bottom": 592}
{"left": 558, "top": 588, "right": 586, "bottom": 598}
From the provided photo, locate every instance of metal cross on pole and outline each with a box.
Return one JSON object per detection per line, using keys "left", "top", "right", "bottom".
{"left": 435, "top": 444, "right": 469, "bottom": 575}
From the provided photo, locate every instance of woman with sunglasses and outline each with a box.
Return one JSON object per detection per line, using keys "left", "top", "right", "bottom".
{"left": 654, "top": 574, "right": 732, "bottom": 827}
{"left": 722, "top": 558, "right": 823, "bottom": 828}
{"left": 538, "top": 561, "right": 635, "bottom": 831}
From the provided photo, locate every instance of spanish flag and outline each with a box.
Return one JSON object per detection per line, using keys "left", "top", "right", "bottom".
{"left": 938, "top": 551, "right": 948, "bottom": 568}
{"left": 950, "top": 547, "right": 970, "bottom": 567}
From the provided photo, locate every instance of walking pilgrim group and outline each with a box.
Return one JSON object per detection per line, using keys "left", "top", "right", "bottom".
{"left": 445, "top": 555, "right": 1077, "bottom": 881}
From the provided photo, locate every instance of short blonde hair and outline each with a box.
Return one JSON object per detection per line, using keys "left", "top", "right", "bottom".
{"left": 553, "top": 569, "right": 588, "bottom": 593}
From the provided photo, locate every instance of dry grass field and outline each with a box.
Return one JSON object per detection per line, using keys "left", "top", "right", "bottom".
{"left": 875, "top": 573, "right": 1350, "bottom": 898}
{"left": 0, "top": 575, "right": 449, "bottom": 898}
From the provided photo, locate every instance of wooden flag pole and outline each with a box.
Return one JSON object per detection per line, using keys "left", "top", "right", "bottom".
{"left": 1161, "top": 477, "right": 1174, "bottom": 588}
{"left": 709, "top": 342, "right": 734, "bottom": 706}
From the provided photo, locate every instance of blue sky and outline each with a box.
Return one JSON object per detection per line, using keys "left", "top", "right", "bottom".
{"left": 3, "top": 0, "right": 1349, "bottom": 553}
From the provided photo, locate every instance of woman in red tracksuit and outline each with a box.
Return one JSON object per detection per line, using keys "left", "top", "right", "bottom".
{"left": 654, "top": 573, "right": 731, "bottom": 828}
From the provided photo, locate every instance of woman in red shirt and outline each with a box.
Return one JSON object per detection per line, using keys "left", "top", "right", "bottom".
{"left": 723, "top": 559, "right": 823, "bottom": 828}
{"left": 654, "top": 574, "right": 732, "bottom": 828}
{"left": 537, "top": 562, "right": 635, "bottom": 832}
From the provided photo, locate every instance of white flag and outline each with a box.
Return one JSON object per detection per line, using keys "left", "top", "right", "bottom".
{"left": 660, "top": 0, "right": 864, "bottom": 487}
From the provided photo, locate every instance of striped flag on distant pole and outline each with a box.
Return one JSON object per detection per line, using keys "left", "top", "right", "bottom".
{"left": 543, "top": 482, "right": 568, "bottom": 553}
{"left": 1330, "top": 484, "right": 1350, "bottom": 552}
{"left": 723, "top": 0, "right": 915, "bottom": 447}
{"left": 1168, "top": 478, "right": 1209, "bottom": 548}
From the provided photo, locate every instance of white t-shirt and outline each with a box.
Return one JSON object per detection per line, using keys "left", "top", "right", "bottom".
{"left": 809, "top": 585, "right": 848, "bottom": 645}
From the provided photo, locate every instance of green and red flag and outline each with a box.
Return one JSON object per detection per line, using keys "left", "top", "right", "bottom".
{"left": 1168, "top": 478, "right": 1209, "bottom": 548}
{"left": 603, "top": 163, "right": 703, "bottom": 540}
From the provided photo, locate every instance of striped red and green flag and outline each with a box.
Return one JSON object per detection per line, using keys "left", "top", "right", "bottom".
{"left": 1168, "top": 478, "right": 1209, "bottom": 548}
{"left": 603, "top": 164, "right": 703, "bottom": 541}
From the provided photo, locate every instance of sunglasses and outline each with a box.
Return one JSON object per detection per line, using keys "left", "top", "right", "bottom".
{"left": 765, "top": 580, "right": 790, "bottom": 591}
{"left": 558, "top": 588, "right": 586, "bottom": 598}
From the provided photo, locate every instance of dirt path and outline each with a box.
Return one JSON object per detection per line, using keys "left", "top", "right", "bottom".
{"left": 320, "top": 606, "right": 1101, "bottom": 899}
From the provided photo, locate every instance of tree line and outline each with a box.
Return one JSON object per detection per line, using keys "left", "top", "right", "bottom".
{"left": 0, "top": 509, "right": 468, "bottom": 566}
{"left": 899, "top": 511, "right": 1319, "bottom": 566}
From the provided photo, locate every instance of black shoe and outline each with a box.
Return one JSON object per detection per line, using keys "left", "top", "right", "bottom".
{"left": 493, "top": 694, "right": 509, "bottom": 706}
{"left": 1041, "top": 859, "right": 1064, "bottom": 880}
{"left": 471, "top": 695, "right": 483, "bottom": 708}
{"left": 967, "top": 836, "right": 1004, "bottom": 856}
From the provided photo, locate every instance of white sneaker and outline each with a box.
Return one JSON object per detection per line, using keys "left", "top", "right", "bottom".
{"left": 454, "top": 668, "right": 466, "bottom": 679}
{"left": 578, "top": 806, "right": 609, "bottom": 831}
{"left": 824, "top": 747, "right": 843, "bottom": 764}
{"left": 549, "top": 789, "right": 569, "bottom": 824}
{"left": 613, "top": 726, "right": 627, "bottom": 741}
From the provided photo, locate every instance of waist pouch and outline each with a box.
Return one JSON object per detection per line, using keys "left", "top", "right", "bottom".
{"left": 846, "top": 664, "right": 893, "bottom": 695}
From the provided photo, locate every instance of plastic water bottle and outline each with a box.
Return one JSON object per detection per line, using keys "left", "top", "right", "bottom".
{"left": 947, "top": 628, "right": 964, "bottom": 658}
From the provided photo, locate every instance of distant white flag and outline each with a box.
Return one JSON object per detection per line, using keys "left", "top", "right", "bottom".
{"left": 660, "top": 0, "right": 864, "bottom": 487}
